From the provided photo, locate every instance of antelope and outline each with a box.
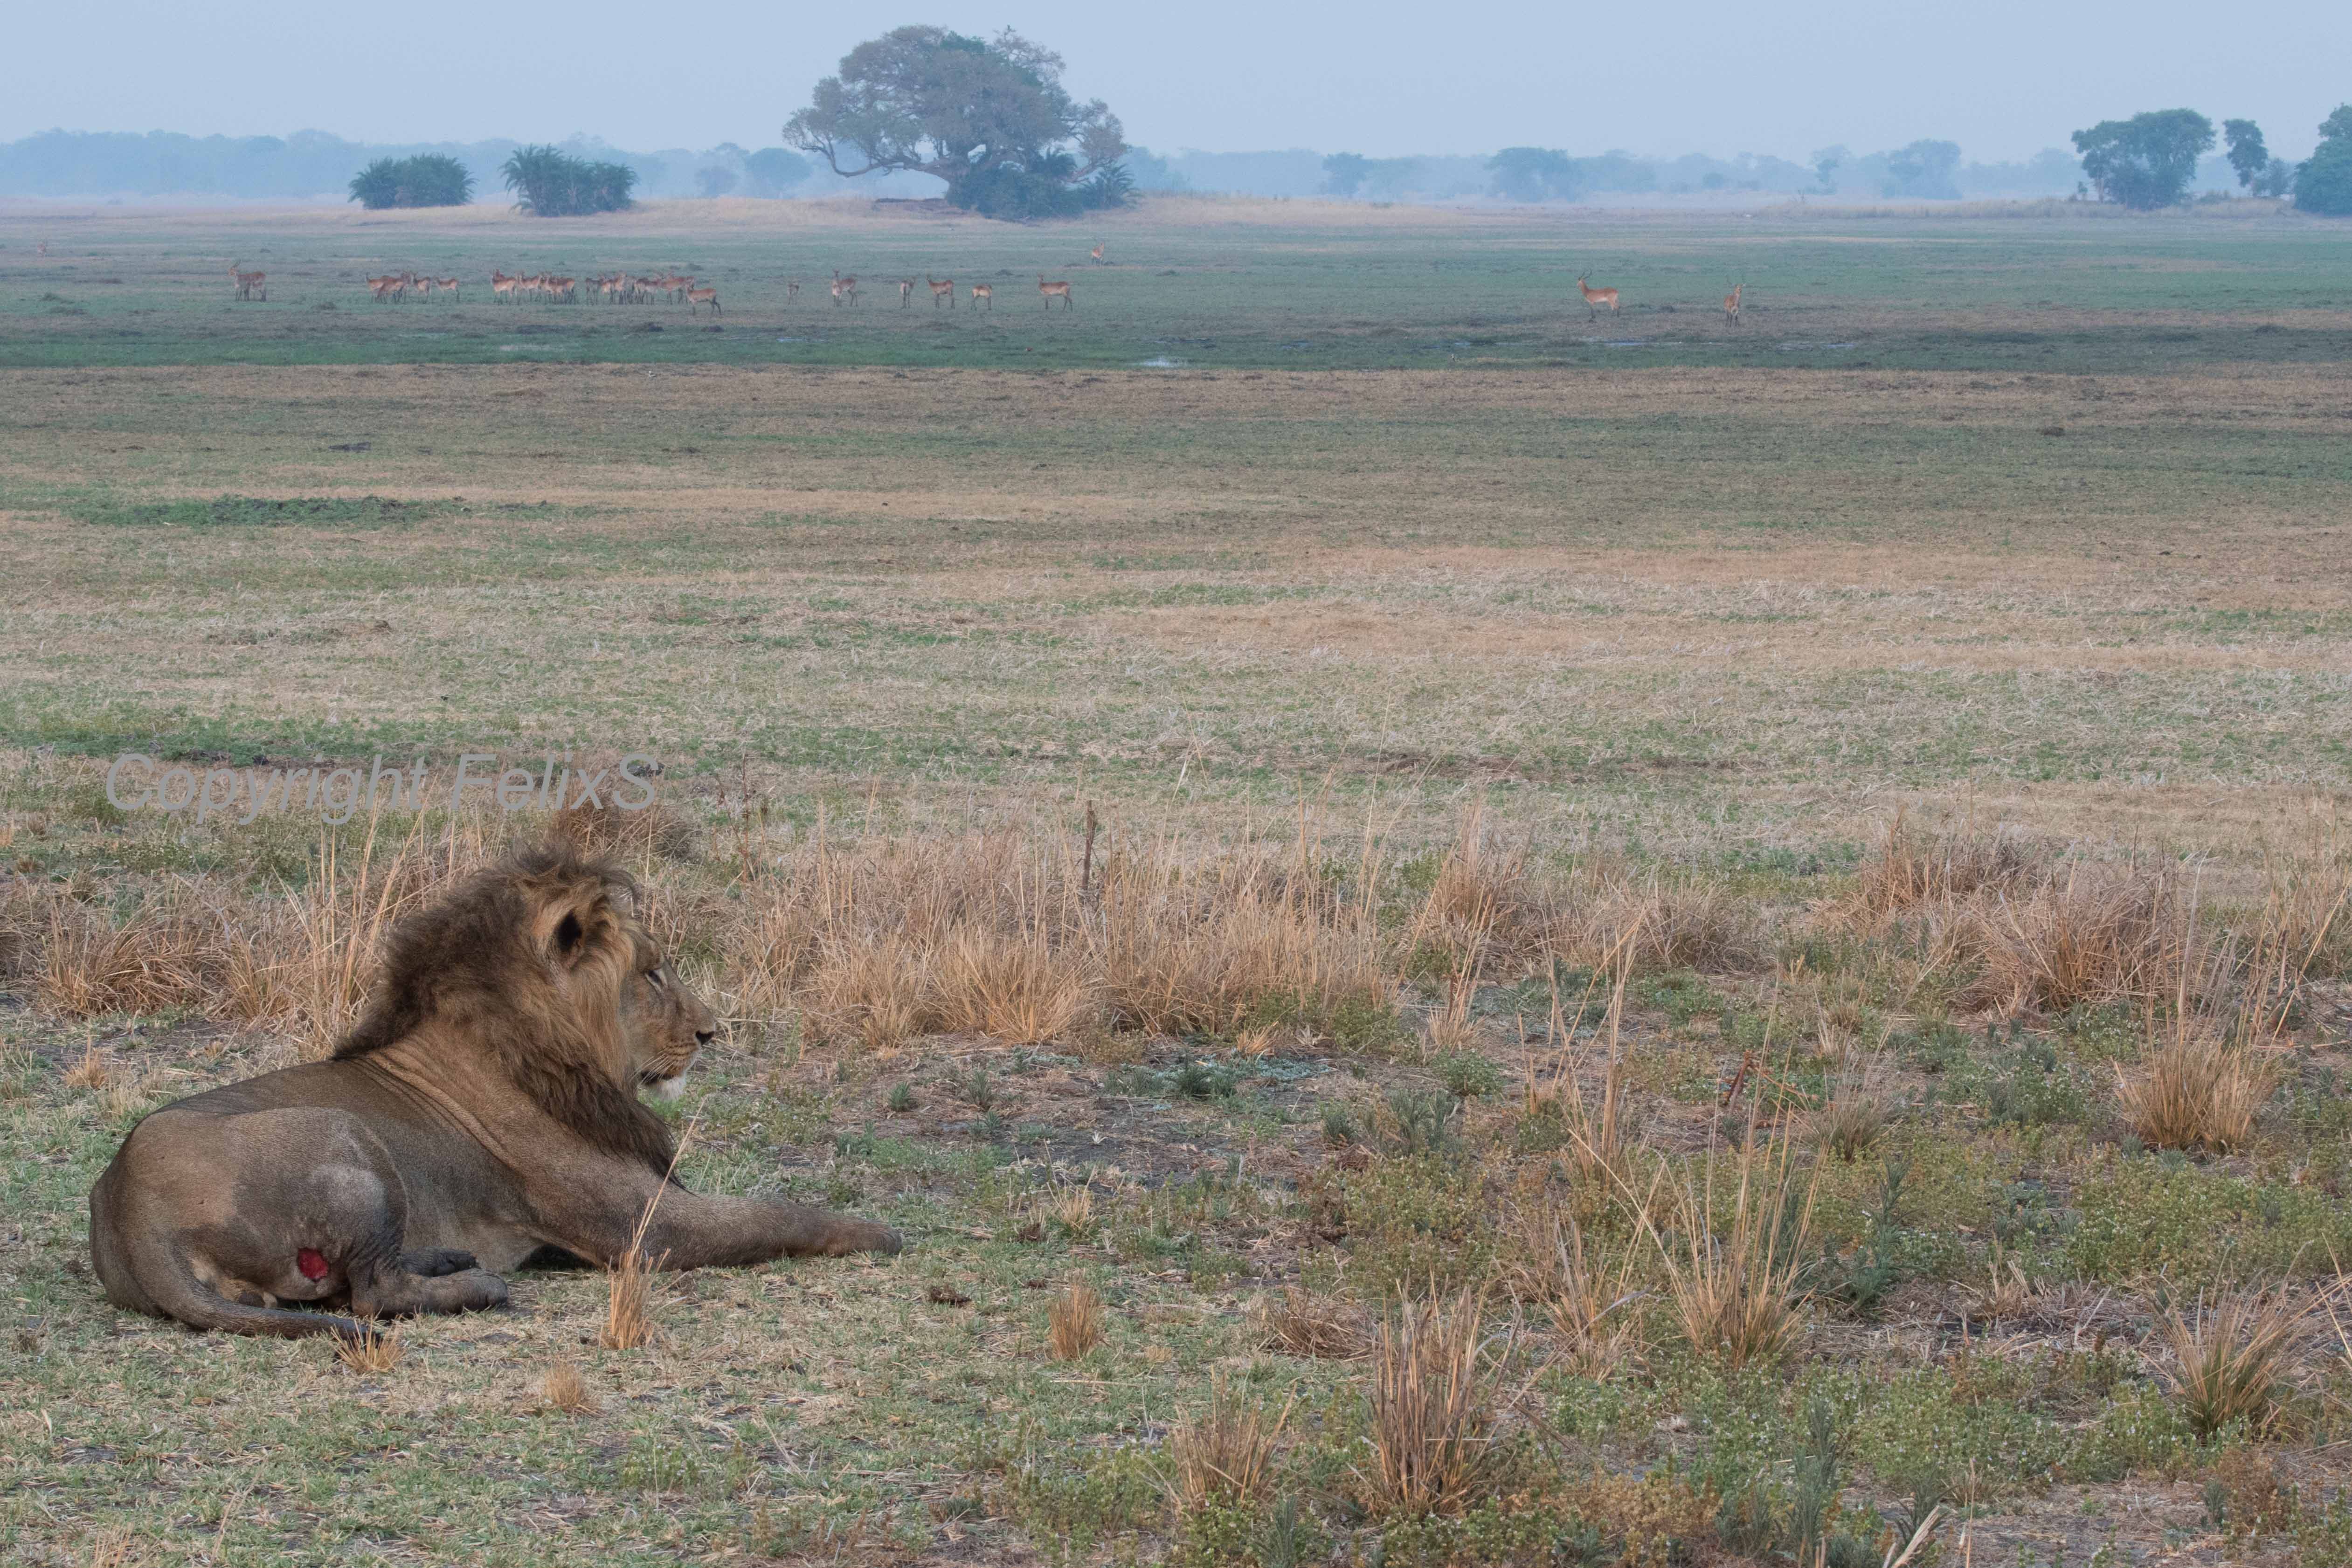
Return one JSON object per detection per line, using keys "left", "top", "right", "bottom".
{"left": 687, "top": 285, "right": 720, "bottom": 315}
{"left": 1038, "top": 274, "right": 1072, "bottom": 311}
{"left": 970, "top": 282, "right": 992, "bottom": 310}
{"left": 898, "top": 277, "right": 915, "bottom": 307}
{"left": 830, "top": 269, "right": 858, "bottom": 306}
{"left": 927, "top": 276, "right": 955, "bottom": 308}
{"left": 438, "top": 277, "right": 461, "bottom": 302}
{"left": 787, "top": 279, "right": 801, "bottom": 303}
{"left": 655, "top": 273, "right": 688, "bottom": 303}
{"left": 490, "top": 269, "right": 520, "bottom": 304}
{"left": 1089, "top": 243, "right": 1105, "bottom": 265}
{"left": 229, "top": 262, "right": 267, "bottom": 301}
{"left": 1722, "top": 281, "right": 1743, "bottom": 324}
{"left": 1575, "top": 275, "right": 1619, "bottom": 321}
{"left": 36, "top": 241, "right": 48, "bottom": 256}
{"left": 366, "top": 273, "right": 405, "bottom": 303}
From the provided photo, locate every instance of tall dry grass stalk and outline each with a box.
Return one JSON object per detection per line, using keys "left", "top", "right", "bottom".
{"left": 1358, "top": 1287, "right": 1498, "bottom": 1519}
{"left": 1628, "top": 1099, "right": 1819, "bottom": 1372}
{"left": 602, "top": 1119, "right": 695, "bottom": 1351}
{"left": 1515, "top": 1209, "right": 1644, "bottom": 1380}
{"left": 1528, "top": 929, "right": 1638, "bottom": 1191}
{"left": 1158, "top": 1371, "right": 1295, "bottom": 1511}
{"left": 2153, "top": 1288, "right": 2308, "bottom": 1438}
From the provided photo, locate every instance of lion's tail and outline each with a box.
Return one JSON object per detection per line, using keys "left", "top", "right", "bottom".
{"left": 142, "top": 1247, "right": 364, "bottom": 1340}
{"left": 93, "top": 1183, "right": 360, "bottom": 1339}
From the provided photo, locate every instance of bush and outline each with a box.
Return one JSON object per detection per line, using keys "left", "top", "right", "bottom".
{"left": 347, "top": 154, "right": 473, "bottom": 209}
{"left": 501, "top": 144, "right": 636, "bottom": 216}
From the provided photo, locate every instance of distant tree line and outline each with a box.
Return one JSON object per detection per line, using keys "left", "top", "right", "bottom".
{"left": 2072, "top": 105, "right": 2350, "bottom": 213}
{"left": 0, "top": 128, "right": 814, "bottom": 202}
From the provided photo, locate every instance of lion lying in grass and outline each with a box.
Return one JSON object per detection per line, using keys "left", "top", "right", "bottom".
{"left": 89, "top": 844, "right": 899, "bottom": 1338}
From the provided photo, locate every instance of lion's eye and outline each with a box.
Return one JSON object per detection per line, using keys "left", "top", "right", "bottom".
{"left": 644, "top": 968, "right": 665, "bottom": 988}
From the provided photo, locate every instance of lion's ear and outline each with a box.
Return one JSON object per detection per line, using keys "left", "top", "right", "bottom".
{"left": 553, "top": 910, "right": 585, "bottom": 960}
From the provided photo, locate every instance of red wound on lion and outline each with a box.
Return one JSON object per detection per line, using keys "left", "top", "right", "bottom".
{"left": 297, "top": 1247, "right": 329, "bottom": 1281}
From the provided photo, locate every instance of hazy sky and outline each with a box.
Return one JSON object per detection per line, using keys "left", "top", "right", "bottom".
{"left": 7, "top": 1, "right": 2345, "bottom": 163}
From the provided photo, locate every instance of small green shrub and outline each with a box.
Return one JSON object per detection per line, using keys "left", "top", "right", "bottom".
{"left": 1438, "top": 1052, "right": 1504, "bottom": 1100}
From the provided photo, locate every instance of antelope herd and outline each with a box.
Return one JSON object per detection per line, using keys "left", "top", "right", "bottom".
{"left": 198, "top": 254, "right": 1729, "bottom": 328}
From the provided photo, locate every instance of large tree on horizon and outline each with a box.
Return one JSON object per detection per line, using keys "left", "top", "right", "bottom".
{"left": 784, "top": 27, "right": 1127, "bottom": 217}
{"left": 2071, "top": 109, "right": 2214, "bottom": 210}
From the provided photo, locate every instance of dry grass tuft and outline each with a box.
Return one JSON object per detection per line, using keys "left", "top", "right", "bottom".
{"left": 1845, "top": 810, "right": 2035, "bottom": 922}
{"left": 1047, "top": 1278, "right": 1105, "bottom": 1360}
{"left": 600, "top": 1246, "right": 659, "bottom": 1351}
{"left": 1553, "top": 868, "right": 1757, "bottom": 974}
{"left": 1158, "top": 1370, "right": 1294, "bottom": 1511}
{"left": 1255, "top": 1285, "right": 1374, "bottom": 1360}
{"left": 803, "top": 932, "right": 934, "bottom": 1053}
{"left": 2153, "top": 1288, "right": 2306, "bottom": 1438}
{"left": 35, "top": 894, "right": 213, "bottom": 1018}
{"left": 2115, "top": 1022, "right": 2280, "bottom": 1154}
{"left": 1633, "top": 1119, "right": 1818, "bottom": 1372}
{"left": 87, "top": 1526, "right": 138, "bottom": 1568}
{"left": 1812, "top": 1084, "right": 1887, "bottom": 1163}
{"left": 539, "top": 1359, "right": 597, "bottom": 1415}
{"left": 1358, "top": 1286, "right": 1497, "bottom": 1519}
{"left": 552, "top": 789, "right": 697, "bottom": 863}
{"left": 936, "top": 927, "right": 1092, "bottom": 1044}
{"left": 334, "top": 1320, "right": 402, "bottom": 1374}
{"left": 62, "top": 1044, "right": 113, "bottom": 1091}
{"left": 1515, "top": 1210, "right": 1644, "bottom": 1380}
{"left": 1964, "top": 862, "right": 2197, "bottom": 1014}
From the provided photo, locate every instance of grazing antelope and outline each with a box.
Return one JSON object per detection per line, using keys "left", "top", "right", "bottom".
{"left": 229, "top": 262, "right": 267, "bottom": 301}
{"left": 656, "top": 273, "right": 690, "bottom": 303}
{"left": 898, "top": 277, "right": 915, "bottom": 307}
{"left": 1038, "top": 274, "right": 1072, "bottom": 311}
{"left": 687, "top": 285, "right": 720, "bottom": 315}
{"left": 366, "top": 273, "right": 405, "bottom": 303}
{"left": 927, "top": 276, "right": 955, "bottom": 308}
{"left": 1722, "top": 281, "right": 1743, "bottom": 324}
{"left": 1575, "top": 274, "right": 1619, "bottom": 321}
{"left": 1089, "top": 243, "right": 1105, "bottom": 265}
{"left": 830, "top": 269, "right": 858, "bottom": 306}
{"left": 970, "top": 282, "right": 992, "bottom": 310}
{"left": 438, "top": 276, "right": 461, "bottom": 302}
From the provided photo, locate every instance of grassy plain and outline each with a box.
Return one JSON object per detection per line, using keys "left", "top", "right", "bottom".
{"left": 3, "top": 197, "right": 2352, "bottom": 1567}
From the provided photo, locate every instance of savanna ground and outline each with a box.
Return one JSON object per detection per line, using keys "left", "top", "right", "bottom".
{"left": 3, "top": 194, "right": 2352, "bottom": 1567}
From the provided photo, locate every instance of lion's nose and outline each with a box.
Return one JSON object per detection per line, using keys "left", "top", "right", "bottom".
{"left": 695, "top": 1029, "right": 716, "bottom": 1046}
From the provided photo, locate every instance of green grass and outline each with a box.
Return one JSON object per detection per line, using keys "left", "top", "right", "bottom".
{"left": 4, "top": 198, "right": 2349, "bottom": 372}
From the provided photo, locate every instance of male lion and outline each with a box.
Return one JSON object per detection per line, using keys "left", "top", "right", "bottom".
{"left": 89, "top": 845, "right": 899, "bottom": 1339}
